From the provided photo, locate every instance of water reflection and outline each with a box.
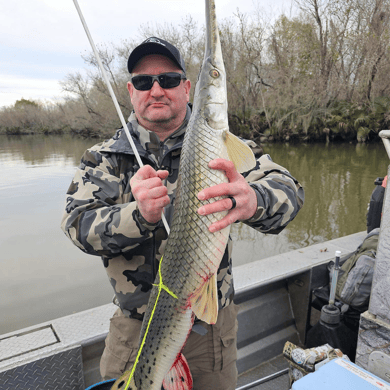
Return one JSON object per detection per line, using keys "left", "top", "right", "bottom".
{"left": 0, "top": 134, "right": 94, "bottom": 166}
{"left": 265, "top": 143, "right": 387, "bottom": 246}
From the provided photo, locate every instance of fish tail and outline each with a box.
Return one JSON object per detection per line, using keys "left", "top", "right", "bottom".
{"left": 162, "top": 353, "right": 193, "bottom": 390}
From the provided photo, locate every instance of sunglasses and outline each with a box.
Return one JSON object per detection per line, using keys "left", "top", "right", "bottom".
{"left": 131, "top": 72, "right": 187, "bottom": 91}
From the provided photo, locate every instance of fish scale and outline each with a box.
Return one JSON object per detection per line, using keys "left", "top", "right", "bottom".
{"left": 163, "top": 118, "right": 229, "bottom": 266}
{"left": 134, "top": 289, "right": 192, "bottom": 389}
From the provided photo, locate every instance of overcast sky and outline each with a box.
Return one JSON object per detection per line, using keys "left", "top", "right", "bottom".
{"left": 1, "top": 0, "right": 294, "bottom": 109}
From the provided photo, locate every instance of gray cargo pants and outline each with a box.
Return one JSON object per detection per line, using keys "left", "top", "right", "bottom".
{"left": 100, "top": 303, "right": 239, "bottom": 390}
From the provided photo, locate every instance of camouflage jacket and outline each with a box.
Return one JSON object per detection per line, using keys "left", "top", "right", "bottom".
{"left": 61, "top": 107, "right": 304, "bottom": 320}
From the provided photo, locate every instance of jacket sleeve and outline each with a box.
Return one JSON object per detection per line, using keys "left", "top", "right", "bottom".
{"left": 243, "top": 153, "right": 304, "bottom": 234}
{"left": 61, "top": 148, "right": 160, "bottom": 257}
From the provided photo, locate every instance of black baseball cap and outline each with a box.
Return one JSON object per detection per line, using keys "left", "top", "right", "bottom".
{"left": 127, "top": 37, "right": 186, "bottom": 74}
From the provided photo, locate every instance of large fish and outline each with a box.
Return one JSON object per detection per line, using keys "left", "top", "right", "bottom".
{"left": 111, "top": 1, "right": 256, "bottom": 389}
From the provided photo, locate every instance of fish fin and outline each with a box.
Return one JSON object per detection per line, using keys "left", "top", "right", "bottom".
{"left": 163, "top": 353, "right": 193, "bottom": 390}
{"left": 189, "top": 273, "right": 218, "bottom": 325}
{"left": 110, "top": 368, "right": 137, "bottom": 390}
{"left": 224, "top": 131, "right": 257, "bottom": 173}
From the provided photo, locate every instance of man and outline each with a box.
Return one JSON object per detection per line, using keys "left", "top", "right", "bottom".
{"left": 61, "top": 37, "right": 304, "bottom": 389}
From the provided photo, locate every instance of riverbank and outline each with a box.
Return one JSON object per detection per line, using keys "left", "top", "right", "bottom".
{"left": 0, "top": 126, "right": 101, "bottom": 138}
{"left": 1, "top": 96, "right": 389, "bottom": 143}
{"left": 0, "top": 123, "right": 385, "bottom": 144}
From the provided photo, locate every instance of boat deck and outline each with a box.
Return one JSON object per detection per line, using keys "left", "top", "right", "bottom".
{"left": 237, "top": 355, "right": 289, "bottom": 390}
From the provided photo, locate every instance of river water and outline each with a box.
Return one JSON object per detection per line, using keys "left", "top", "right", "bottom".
{"left": 0, "top": 134, "right": 388, "bottom": 334}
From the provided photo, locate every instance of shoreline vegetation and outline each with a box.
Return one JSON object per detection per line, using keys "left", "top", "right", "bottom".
{"left": 2, "top": 0, "right": 390, "bottom": 143}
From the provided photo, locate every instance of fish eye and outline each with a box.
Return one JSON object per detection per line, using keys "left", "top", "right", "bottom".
{"left": 210, "top": 69, "right": 219, "bottom": 78}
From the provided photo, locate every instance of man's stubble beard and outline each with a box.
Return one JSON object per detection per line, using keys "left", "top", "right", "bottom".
{"left": 141, "top": 111, "right": 179, "bottom": 128}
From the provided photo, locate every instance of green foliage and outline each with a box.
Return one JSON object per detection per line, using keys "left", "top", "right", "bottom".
{"left": 242, "top": 94, "right": 390, "bottom": 143}
{"left": 14, "top": 99, "right": 39, "bottom": 109}
{"left": 272, "top": 15, "right": 320, "bottom": 77}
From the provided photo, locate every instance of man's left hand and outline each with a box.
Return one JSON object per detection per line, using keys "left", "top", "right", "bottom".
{"left": 197, "top": 159, "right": 257, "bottom": 233}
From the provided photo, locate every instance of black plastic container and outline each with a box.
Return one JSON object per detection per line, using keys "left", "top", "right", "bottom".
{"left": 305, "top": 304, "right": 358, "bottom": 362}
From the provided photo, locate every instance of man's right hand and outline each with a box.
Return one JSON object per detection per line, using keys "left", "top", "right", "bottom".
{"left": 130, "top": 165, "right": 170, "bottom": 224}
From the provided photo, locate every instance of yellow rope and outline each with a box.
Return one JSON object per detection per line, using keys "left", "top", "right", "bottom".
{"left": 124, "top": 257, "right": 177, "bottom": 390}
{"left": 153, "top": 278, "right": 178, "bottom": 300}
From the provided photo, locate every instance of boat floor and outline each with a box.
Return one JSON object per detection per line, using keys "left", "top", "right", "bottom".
{"left": 237, "top": 354, "right": 290, "bottom": 390}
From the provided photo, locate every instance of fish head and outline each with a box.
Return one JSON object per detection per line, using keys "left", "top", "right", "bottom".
{"left": 194, "top": 0, "right": 228, "bottom": 131}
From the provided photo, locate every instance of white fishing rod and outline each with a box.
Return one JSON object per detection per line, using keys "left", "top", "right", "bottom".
{"left": 73, "top": 0, "right": 170, "bottom": 234}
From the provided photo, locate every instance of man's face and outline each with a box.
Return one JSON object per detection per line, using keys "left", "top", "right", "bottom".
{"left": 127, "top": 54, "right": 191, "bottom": 132}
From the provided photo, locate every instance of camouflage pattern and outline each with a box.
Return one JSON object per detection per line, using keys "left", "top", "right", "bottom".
{"left": 61, "top": 105, "right": 304, "bottom": 320}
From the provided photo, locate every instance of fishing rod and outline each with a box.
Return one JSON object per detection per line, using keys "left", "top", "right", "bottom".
{"left": 73, "top": 0, "right": 170, "bottom": 235}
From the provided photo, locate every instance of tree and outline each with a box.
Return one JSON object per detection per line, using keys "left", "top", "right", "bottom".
{"left": 14, "top": 98, "right": 39, "bottom": 109}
